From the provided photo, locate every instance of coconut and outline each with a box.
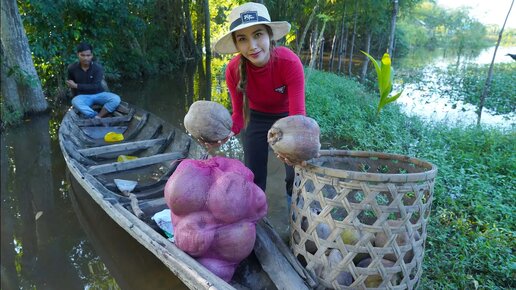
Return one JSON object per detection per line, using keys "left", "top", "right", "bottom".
{"left": 356, "top": 257, "right": 401, "bottom": 287}
{"left": 267, "top": 115, "right": 321, "bottom": 163}
{"left": 374, "top": 220, "right": 421, "bottom": 262}
{"left": 184, "top": 100, "right": 232, "bottom": 142}
{"left": 174, "top": 211, "right": 216, "bottom": 257}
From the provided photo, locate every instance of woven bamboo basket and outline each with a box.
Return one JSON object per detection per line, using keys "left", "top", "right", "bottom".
{"left": 290, "top": 150, "right": 437, "bottom": 290}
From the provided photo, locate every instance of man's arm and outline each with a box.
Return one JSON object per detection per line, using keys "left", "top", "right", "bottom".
{"left": 66, "top": 64, "right": 78, "bottom": 94}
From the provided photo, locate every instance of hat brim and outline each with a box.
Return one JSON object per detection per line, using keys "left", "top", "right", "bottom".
{"left": 214, "top": 21, "right": 291, "bottom": 54}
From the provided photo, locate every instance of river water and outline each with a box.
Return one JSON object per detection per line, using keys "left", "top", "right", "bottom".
{"left": 397, "top": 46, "right": 515, "bottom": 128}
{"left": 1, "top": 46, "right": 514, "bottom": 289}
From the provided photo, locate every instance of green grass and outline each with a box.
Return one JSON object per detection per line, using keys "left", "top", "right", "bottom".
{"left": 304, "top": 68, "right": 515, "bottom": 289}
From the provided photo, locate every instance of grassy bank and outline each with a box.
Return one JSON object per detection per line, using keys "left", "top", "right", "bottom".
{"left": 304, "top": 69, "right": 515, "bottom": 289}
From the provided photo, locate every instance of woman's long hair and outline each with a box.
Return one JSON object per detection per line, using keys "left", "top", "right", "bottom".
{"left": 232, "top": 25, "right": 276, "bottom": 128}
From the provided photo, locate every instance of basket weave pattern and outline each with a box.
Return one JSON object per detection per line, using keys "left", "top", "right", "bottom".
{"left": 290, "top": 150, "right": 437, "bottom": 289}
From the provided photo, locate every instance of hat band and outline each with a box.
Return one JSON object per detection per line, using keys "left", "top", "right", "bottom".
{"left": 230, "top": 14, "right": 270, "bottom": 31}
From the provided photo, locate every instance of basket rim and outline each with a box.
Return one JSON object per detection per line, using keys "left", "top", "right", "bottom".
{"left": 299, "top": 150, "right": 438, "bottom": 182}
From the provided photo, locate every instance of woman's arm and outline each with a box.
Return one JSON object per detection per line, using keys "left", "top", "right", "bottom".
{"left": 284, "top": 53, "right": 306, "bottom": 116}
{"left": 226, "top": 62, "right": 244, "bottom": 135}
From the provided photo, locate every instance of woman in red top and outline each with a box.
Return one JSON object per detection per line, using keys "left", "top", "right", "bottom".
{"left": 213, "top": 2, "right": 306, "bottom": 198}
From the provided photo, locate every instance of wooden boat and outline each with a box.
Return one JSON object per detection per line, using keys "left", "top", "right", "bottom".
{"left": 58, "top": 102, "right": 317, "bottom": 290}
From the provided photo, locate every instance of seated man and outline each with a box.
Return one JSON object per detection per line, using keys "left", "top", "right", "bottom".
{"left": 67, "top": 42, "right": 120, "bottom": 118}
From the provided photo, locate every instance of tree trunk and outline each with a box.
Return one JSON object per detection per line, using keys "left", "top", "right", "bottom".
{"left": 348, "top": 0, "right": 358, "bottom": 76}
{"left": 318, "top": 38, "right": 324, "bottom": 69}
{"left": 329, "top": 29, "right": 337, "bottom": 72}
{"left": 309, "top": 21, "right": 319, "bottom": 66}
{"left": 387, "top": 0, "right": 399, "bottom": 56}
{"left": 337, "top": 5, "right": 347, "bottom": 74}
{"left": 1, "top": 0, "right": 47, "bottom": 115}
{"left": 297, "top": 0, "right": 320, "bottom": 56}
{"left": 195, "top": 1, "right": 203, "bottom": 54}
{"left": 360, "top": 29, "right": 372, "bottom": 82}
{"left": 203, "top": 0, "right": 212, "bottom": 100}
{"left": 477, "top": 0, "right": 514, "bottom": 125}
{"left": 309, "top": 20, "right": 327, "bottom": 70}
{"left": 183, "top": 0, "right": 197, "bottom": 58}
{"left": 0, "top": 43, "right": 22, "bottom": 115}
{"left": 203, "top": 0, "right": 211, "bottom": 59}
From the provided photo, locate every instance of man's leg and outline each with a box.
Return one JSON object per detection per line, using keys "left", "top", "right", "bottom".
{"left": 96, "top": 107, "right": 110, "bottom": 118}
{"left": 71, "top": 95, "right": 96, "bottom": 118}
{"left": 94, "top": 92, "right": 121, "bottom": 117}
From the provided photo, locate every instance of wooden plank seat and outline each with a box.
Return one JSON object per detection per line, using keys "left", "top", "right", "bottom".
{"left": 87, "top": 152, "right": 184, "bottom": 175}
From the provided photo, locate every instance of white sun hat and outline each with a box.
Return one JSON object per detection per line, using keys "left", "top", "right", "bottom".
{"left": 214, "top": 2, "right": 291, "bottom": 54}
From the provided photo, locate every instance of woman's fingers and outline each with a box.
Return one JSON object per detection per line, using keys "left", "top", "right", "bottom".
{"left": 275, "top": 153, "right": 308, "bottom": 167}
{"left": 276, "top": 153, "right": 294, "bottom": 166}
{"left": 198, "top": 132, "right": 234, "bottom": 149}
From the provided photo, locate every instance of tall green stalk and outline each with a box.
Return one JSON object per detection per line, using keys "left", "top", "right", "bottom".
{"left": 362, "top": 51, "right": 403, "bottom": 114}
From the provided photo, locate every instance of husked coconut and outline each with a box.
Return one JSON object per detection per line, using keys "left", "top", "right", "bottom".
{"left": 267, "top": 115, "right": 321, "bottom": 163}
{"left": 356, "top": 257, "right": 401, "bottom": 287}
{"left": 374, "top": 220, "right": 421, "bottom": 263}
{"left": 184, "top": 101, "right": 232, "bottom": 142}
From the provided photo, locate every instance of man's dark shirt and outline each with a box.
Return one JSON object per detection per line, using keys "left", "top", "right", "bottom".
{"left": 67, "top": 61, "right": 105, "bottom": 96}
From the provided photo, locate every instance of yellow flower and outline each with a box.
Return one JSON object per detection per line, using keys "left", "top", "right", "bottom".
{"left": 381, "top": 53, "right": 391, "bottom": 66}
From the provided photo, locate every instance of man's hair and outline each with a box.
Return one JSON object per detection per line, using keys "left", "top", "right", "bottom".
{"left": 76, "top": 42, "right": 93, "bottom": 53}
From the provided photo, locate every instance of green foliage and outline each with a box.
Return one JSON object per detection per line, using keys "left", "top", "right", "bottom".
{"left": 398, "top": 1, "right": 491, "bottom": 53}
{"left": 18, "top": 0, "right": 188, "bottom": 94}
{"left": 305, "top": 69, "right": 515, "bottom": 288}
{"left": 361, "top": 51, "right": 403, "bottom": 115}
{"left": 459, "top": 63, "right": 516, "bottom": 115}
{"left": 0, "top": 103, "right": 24, "bottom": 129}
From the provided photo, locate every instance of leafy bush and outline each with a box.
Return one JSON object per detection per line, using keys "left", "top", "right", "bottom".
{"left": 305, "top": 68, "right": 515, "bottom": 289}
{"left": 0, "top": 103, "right": 23, "bottom": 130}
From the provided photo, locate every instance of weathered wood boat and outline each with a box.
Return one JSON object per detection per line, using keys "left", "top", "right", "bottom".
{"left": 58, "top": 102, "right": 317, "bottom": 290}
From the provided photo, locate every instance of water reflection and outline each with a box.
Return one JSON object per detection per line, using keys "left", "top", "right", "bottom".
{"left": 68, "top": 172, "right": 188, "bottom": 290}
{"left": 1, "top": 114, "right": 84, "bottom": 289}
{"left": 397, "top": 46, "right": 516, "bottom": 128}
{"left": 1, "top": 113, "right": 190, "bottom": 289}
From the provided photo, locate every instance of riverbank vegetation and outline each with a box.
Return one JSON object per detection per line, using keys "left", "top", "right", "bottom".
{"left": 304, "top": 68, "right": 515, "bottom": 289}
{"left": 3, "top": 0, "right": 512, "bottom": 127}
{"left": 13, "top": 0, "right": 512, "bottom": 97}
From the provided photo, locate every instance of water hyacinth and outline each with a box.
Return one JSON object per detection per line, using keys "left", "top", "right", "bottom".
{"left": 362, "top": 51, "right": 403, "bottom": 114}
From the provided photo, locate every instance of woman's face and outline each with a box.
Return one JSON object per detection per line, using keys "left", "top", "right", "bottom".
{"left": 234, "top": 24, "right": 271, "bottom": 67}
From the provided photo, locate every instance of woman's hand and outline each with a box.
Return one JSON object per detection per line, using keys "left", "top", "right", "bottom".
{"left": 275, "top": 152, "right": 307, "bottom": 167}
{"left": 198, "top": 132, "right": 235, "bottom": 150}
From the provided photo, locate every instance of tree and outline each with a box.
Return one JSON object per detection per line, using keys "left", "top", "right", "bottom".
{"left": 347, "top": 0, "right": 358, "bottom": 75}
{"left": 296, "top": 0, "right": 320, "bottom": 55}
{"left": 477, "top": 0, "right": 514, "bottom": 125}
{"left": 387, "top": 0, "right": 399, "bottom": 56}
{"left": 309, "top": 14, "right": 330, "bottom": 70}
{"left": 1, "top": 0, "right": 47, "bottom": 121}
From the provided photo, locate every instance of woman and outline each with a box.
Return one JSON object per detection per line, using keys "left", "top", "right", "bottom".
{"left": 213, "top": 2, "right": 306, "bottom": 199}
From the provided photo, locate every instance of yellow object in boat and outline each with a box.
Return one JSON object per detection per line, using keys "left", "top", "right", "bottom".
{"left": 117, "top": 155, "right": 138, "bottom": 162}
{"left": 104, "top": 132, "right": 124, "bottom": 142}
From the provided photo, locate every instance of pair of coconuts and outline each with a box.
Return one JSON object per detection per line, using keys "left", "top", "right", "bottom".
{"left": 184, "top": 100, "right": 320, "bottom": 163}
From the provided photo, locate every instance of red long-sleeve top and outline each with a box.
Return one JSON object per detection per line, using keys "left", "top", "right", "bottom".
{"left": 225, "top": 46, "right": 306, "bottom": 135}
